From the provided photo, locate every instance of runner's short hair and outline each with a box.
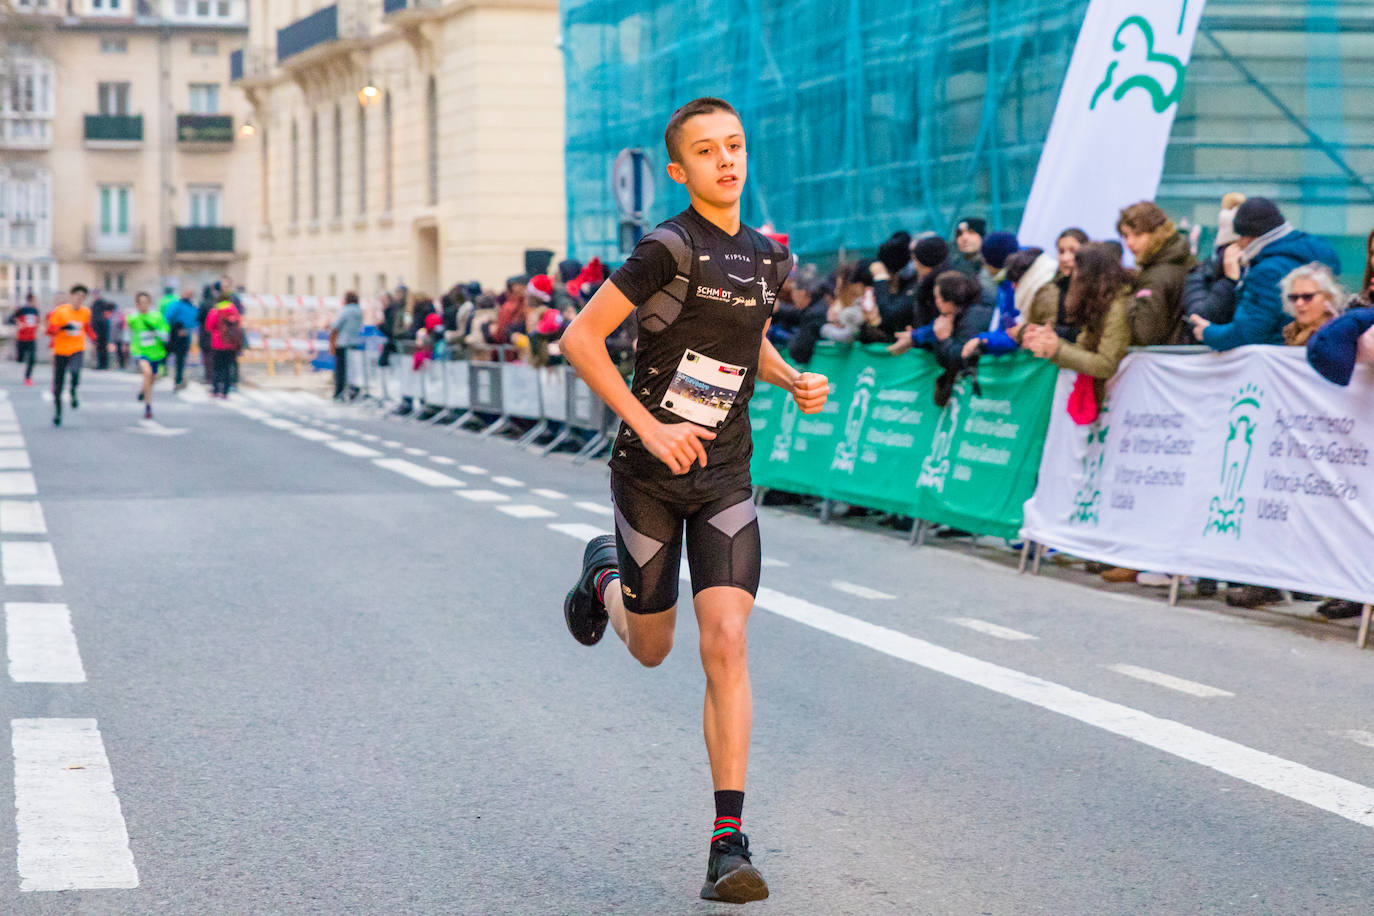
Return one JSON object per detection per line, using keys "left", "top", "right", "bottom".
{"left": 664, "top": 97, "right": 742, "bottom": 164}
{"left": 344, "top": 291, "right": 359, "bottom": 305}
{"left": 135, "top": 290, "right": 151, "bottom": 302}
{"left": 70, "top": 284, "right": 89, "bottom": 295}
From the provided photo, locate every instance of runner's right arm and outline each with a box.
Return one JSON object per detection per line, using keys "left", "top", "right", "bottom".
{"left": 562, "top": 283, "right": 716, "bottom": 476}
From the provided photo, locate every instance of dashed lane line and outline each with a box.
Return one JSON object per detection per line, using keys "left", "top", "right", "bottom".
{"left": 548, "top": 522, "right": 611, "bottom": 541}
{"left": 946, "top": 618, "right": 1039, "bottom": 641}
{"left": 0, "top": 500, "right": 46, "bottom": 534}
{"left": 492, "top": 476, "right": 525, "bottom": 488}
{"left": 327, "top": 441, "right": 384, "bottom": 459}
{"left": 290, "top": 428, "right": 337, "bottom": 443}
{"left": 13, "top": 718, "right": 140, "bottom": 891}
{"left": 429, "top": 456, "right": 456, "bottom": 465}
{"left": 497, "top": 504, "right": 559, "bottom": 520}
{"left": 372, "top": 459, "right": 466, "bottom": 488}
{"left": 460, "top": 465, "right": 488, "bottom": 475}
{"left": 1105, "top": 664, "right": 1235, "bottom": 699}
{"left": 575, "top": 502, "right": 613, "bottom": 517}
{"left": 260, "top": 418, "right": 302, "bottom": 431}
{"left": 1, "top": 542, "right": 62, "bottom": 586}
{"left": 762, "top": 557, "right": 790, "bottom": 568}
{"left": 6, "top": 603, "right": 85, "bottom": 683}
{"left": 404, "top": 447, "right": 428, "bottom": 456}
{"left": 382, "top": 440, "right": 403, "bottom": 448}
{"left": 831, "top": 581, "right": 896, "bottom": 600}
{"left": 532, "top": 489, "right": 566, "bottom": 500}
{"left": 1339, "top": 730, "right": 1374, "bottom": 750}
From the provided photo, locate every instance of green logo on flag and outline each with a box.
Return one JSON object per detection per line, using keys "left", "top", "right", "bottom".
{"left": 1070, "top": 408, "right": 1111, "bottom": 526}
{"left": 1089, "top": 15, "right": 1187, "bottom": 113}
{"left": 1204, "top": 383, "right": 1263, "bottom": 538}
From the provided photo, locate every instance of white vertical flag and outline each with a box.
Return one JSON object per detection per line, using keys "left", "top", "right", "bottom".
{"left": 1018, "top": 0, "right": 1208, "bottom": 249}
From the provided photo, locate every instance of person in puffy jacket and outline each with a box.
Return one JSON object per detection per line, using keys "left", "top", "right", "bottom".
{"left": 204, "top": 298, "right": 242, "bottom": 398}
{"left": 1117, "top": 201, "right": 1195, "bottom": 345}
{"left": 1188, "top": 198, "right": 1341, "bottom": 350}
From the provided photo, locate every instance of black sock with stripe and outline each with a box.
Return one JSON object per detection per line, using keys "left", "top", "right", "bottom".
{"left": 713, "top": 790, "right": 744, "bottom": 843}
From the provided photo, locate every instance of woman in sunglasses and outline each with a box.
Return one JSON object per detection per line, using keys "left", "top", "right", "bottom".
{"left": 1280, "top": 263, "right": 1344, "bottom": 346}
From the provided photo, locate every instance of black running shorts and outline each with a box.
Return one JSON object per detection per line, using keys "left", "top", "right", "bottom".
{"left": 610, "top": 473, "right": 762, "bottom": 615}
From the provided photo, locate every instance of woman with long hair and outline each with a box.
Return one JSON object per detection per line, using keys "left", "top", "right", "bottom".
{"left": 1022, "top": 242, "right": 1133, "bottom": 382}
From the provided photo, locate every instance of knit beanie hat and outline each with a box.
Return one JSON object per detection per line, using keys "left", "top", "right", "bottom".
{"left": 956, "top": 217, "right": 987, "bottom": 238}
{"left": 527, "top": 274, "right": 554, "bottom": 304}
{"left": 981, "top": 232, "right": 1020, "bottom": 270}
{"left": 1233, "top": 197, "right": 1285, "bottom": 239}
{"left": 877, "top": 232, "right": 913, "bottom": 274}
{"left": 912, "top": 236, "right": 949, "bottom": 269}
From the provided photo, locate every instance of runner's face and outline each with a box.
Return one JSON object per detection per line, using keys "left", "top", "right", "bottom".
{"left": 71, "top": 292, "right": 86, "bottom": 307}
{"left": 670, "top": 111, "right": 747, "bottom": 208}
{"left": 136, "top": 296, "right": 151, "bottom": 313}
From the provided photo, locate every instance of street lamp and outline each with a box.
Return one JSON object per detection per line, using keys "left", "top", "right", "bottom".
{"left": 240, "top": 121, "right": 257, "bottom": 137}
{"left": 358, "top": 83, "right": 381, "bottom": 106}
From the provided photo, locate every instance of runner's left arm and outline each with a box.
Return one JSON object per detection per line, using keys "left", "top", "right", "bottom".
{"left": 757, "top": 325, "right": 828, "bottom": 415}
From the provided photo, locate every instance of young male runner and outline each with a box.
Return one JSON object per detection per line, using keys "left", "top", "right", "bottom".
{"left": 8, "top": 292, "right": 40, "bottom": 385}
{"left": 560, "top": 97, "right": 829, "bottom": 904}
{"left": 128, "top": 291, "right": 170, "bottom": 420}
{"left": 46, "top": 285, "right": 95, "bottom": 427}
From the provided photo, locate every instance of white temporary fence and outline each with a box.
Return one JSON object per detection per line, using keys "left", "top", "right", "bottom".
{"left": 1022, "top": 346, "right": 1374, "bottom": 644}
{"left": 344, "top": 342, "right": 613, "bottom": 460}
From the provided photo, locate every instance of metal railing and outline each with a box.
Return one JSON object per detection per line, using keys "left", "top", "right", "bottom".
{"left": 84, "top": 114, "right": 144, "bottom": 143}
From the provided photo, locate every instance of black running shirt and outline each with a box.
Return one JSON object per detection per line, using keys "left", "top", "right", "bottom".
{"left": 608, "top": 207, "right": 793, "bottom": 497}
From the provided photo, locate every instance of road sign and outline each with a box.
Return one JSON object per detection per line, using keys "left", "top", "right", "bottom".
{"left": 612, "top": 149, "right": 654, "bottom": 218}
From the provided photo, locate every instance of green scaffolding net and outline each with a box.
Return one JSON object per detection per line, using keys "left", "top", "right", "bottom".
{"left": 562, "top": 0, "right": 1374, "bottom": 276}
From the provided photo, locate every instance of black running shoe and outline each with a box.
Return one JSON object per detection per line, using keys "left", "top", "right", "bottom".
{"left": 563, "top": 534, "right": 617, "bottom": 646}
{"left": 52, "top": 411, "right": 61, "bottom": 427}
{"left": 700, "top": 832, "right": 768, "bottom": 904}
{"left": 70, "top": 392, "right": 79, "bottom": 409}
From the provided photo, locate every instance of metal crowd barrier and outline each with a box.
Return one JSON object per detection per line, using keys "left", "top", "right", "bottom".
{"left": 345, "top": 341, "right": 613, "bottom": 462}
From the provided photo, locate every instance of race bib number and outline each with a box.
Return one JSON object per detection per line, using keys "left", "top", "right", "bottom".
{"left": 139, "top": 331, "right": 157, "bottom": 347}
{"left": 660, "top": 348, "right": 747, "bottom": 429}
{"left": 62, "top": 322, "right": 82, "bottom": 336}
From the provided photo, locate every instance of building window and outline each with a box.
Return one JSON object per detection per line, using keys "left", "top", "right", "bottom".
{"left": 0, "top": 167, "right": 53, "bottom": 251}
{"left": 310, "top": 111, "right": 319, "bottom": 221}
{"left": 328, "top": 274, "right": 336, "bottom": 295}
{"left": 99, "top": 38, "right": 128, "bottom": 53}
{"left": 290, "top": 119, "right": 299, "bottom": 223}
{"left": 307, "top": 275, "right": 315, "bottom": 296}
{"left": 97, "top": 82, "right": 131, "bottom": 116}
{"left": 188, "top": 185, "right": 222, "bottom": 226}
{"left": 90, "top": 0, "right": 124, "bottom": 14}
{"left": 286, "top": 275, "right": 294, "bottom": 295}
{"left": 98, "top": 184, "right": 132, "bottom": 238}
{"left": 426, "top": 76, "right": 438, "bottom": 206}
{"left": 190, "top": 40, "right": 218, "bottom": 55}
{"left": 332, "top": 103, "right": 342, "bottom": 219}
{"left": 377, "top": 273, "right": 386, "bottom": 294}
{"left": 357, "top": 103, "right": 367, "bottom": 215}
{"left": 217, "top": 0, "right": 230, "bottom": 17}
{"left": 188, "top": 83, "right": 220, "bottom": 114}
{"left": 383, "top": 92, "right": 393, "bottom": 213}
{"left": 103, "top": 271, "right": 127, "bottom": 292}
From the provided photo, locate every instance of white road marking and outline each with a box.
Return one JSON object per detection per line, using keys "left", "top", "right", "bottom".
{"left": 382, "top": 440, "right": 402, "bottom": 448}
{"left": 290, "top": 428, "right": 336, "bottom": 442}
{"left": 0, "top": 449, "right": 31, "bottom": 470}
{"left": 460, "top": 465, "right": 488, "bottom": 475}
{"left": 0, "top": 472, "right": 37, "bottom": 496}
{"left": 360, "top": 434, "right": 381, "bottom": 442}
{"left": 404, "top": 447, "right": 427, "bottom": 456}
{"left": 373, "top": 458, "right": 466, "bottom": 488}
{"left": 327, "top": 441, "right": 383, "bottom": 458}
{"left": 532, "top": 488, "right": 566, "bottom": 500}
{"left": 575, "top": 502, "right": 613, "bottom": 517}
{"left": 497, "top": 504, "right": 558, "bottom": 519}
{"left": 456, "top": 489, "right": 510, "bottom": 503}
{"left": 2, "top": 542, "right": 62, "bottom": 586}
{"left": 492, "top": 476, "right": 525, "bottom": 488}
{"left": 233, "top": 407, "right": 271, "bottom": 420}
{"left": 1106, "top": 664, "right": 1235, "bottom": 699}
{"left": 260, "top": 417, "right": 301, "bottom": 431}
{"left": 0, "top": 422, "right": 20, "bottom": 433}
{"left": 831, "top": 581, "right": 896, "bottom": 600}
{"left": 762, "top": 557, "right": 790, "bottom": 568}
{"left": 1, "top": 501, "right": 46, "bottom": 534}
{"left": 548, "top": 522, "right": 611, "bottom": 541}
{"left": 756, "top": 587, "right": 1374, "bottom": 830}
{"left": 6, "top": 603, "right": 85, "bottom": 683}
{"left": 947, "top": 618, "right": 1039, "bottom": 641}
{"left": 0, "top": 434, "right": 25, "bottom": 448}
{"left": 1339, "top": 730, "right": 1374, "bottom": 750}
{"left": 429, "top": 456, "right": 456, "bottom": 465}
{"left": 13, "top": 718, "right": 140, "bottom": 891}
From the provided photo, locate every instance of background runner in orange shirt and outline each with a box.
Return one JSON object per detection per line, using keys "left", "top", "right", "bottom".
{"left": 47, "top": 284, "right": 95, "bottom": 427}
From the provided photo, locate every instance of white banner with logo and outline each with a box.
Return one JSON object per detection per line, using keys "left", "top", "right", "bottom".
{"left": 1018, "top": 0, "right": 1208, "bottom": 249}
{"left": 1022, "top": 348, "right": 1374, "bottom": 604}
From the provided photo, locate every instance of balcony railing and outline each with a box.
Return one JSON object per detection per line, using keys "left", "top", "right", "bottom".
{"left": 278, "top": 4, "right": 338, "bottom": 62}
{"left": 177, "top": 114, "right": 234, "bottom": 145}
{"left": 84, "top": 224, "right": 147, "bottom": 261}
{"left": 175, "top": 226, "right": 235, "bottom": 254}
{"left": 84, "top": 114, "right": 144, "bottom": 144}
{"left": 384, "top": 0, "right": 440, "bottom": 15}
{"left": 0, "top": 116, "right": 52, "bottom": 149}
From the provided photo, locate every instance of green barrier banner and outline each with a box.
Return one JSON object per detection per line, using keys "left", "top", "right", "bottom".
{"left": 750, "top": 344, "right": 1057, "bottom": 539}
{"left": 911, "top": 350, "right": 1058, "bottom": 540}
{"left": 823, "top": 345, "right": 943, "bottom": 515}
{"left": 752, "top": 343, "right": 854, "bottom": 498}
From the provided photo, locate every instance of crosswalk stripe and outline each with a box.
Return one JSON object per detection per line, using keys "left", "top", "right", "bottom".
{"left": 0, "top": 472, "right": 36, "bottom": 496}
{"left": 0, "top": 434, "right": 25, "bottom": 449}
{"left": 497, "top": 504, "right": 558, "bottom": 519}
{"left": 373, "top": 458, "right": 466, "bottom": 488}
{"left": 0, "top": 450, "right": 32, "bottom": 470}
{"left": 327, "top": 441, "right": 383, "bottom": 458}
{"left": 0, "top": 501, "right": 46, "bottom": 534}
{"left": 6, "top": 603, "right": 85, "bottom": 683}
{"left": 13, "top": 718, "right": 140, "bottom": 891}
{"left": 455, "top": 489, "right": 509, "bottom": 503}
{"left": 2, "top": 542, "right": 62, "bottom": 586}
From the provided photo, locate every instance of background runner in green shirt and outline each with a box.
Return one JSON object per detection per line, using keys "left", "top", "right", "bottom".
{"left": 129, "top": 291, "right": 170, "bottom": 419}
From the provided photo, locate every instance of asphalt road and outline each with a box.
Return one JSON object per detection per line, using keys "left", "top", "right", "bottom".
{"left": 1, "top": 360, "right": 1372, "bottom": 915}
